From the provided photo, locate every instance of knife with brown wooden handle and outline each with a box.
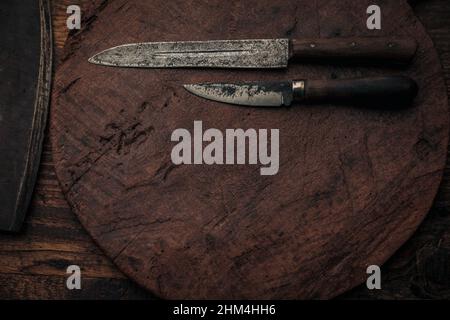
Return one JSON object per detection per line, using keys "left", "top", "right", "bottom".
{"left": 289, "top": 38, "right": 417, "bottom": 64}
{"left": 89, "top": 37, "right": 417, "bottom": 68}
{"left": 184, "top": 76, "right": 418, "bottom": 107}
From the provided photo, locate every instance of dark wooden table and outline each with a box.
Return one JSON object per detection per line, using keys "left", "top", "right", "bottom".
{"left": 0, "top": 0, "right": 449, "bottom": 299}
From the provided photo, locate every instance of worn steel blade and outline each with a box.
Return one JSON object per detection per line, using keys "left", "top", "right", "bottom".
{"left": 89, "top": 39, "right": 289, "bottom": 68}
{"left": 184, "top": 81, "right": 294, "bottom": 107}
{"left": 0, "top": 0, "right": 53, "bottom": 232}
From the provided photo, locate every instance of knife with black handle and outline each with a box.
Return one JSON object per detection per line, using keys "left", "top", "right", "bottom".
{"left": 184, "top": 76, "right": 418, "bottom": 108}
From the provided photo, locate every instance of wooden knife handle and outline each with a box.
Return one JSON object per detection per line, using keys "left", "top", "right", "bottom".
{"left": 290, "top": 37, "right": 417, "bottom": 64}
{"left": 294, "top": 76, "right": 418, "bottom": 107}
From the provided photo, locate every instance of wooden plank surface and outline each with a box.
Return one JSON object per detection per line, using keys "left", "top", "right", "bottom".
{"left": 0, "top": 0, "right": 448, "bottom": 299}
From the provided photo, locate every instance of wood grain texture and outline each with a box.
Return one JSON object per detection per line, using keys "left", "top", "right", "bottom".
{"left": 301, "top": 76, "right": 418, "bottom": 106}
{"left": 0, "top": 139, "right": 154, "bottom": 299}
{"left": 0, "top": 0, "right": 449, "bottom": 300}
{"left": 290, "top": 37, "right": 418, "bottom": 64}
{"left": 0, "top": 0, "right": 153, "bottom": 300}
{"left": 49, "top": 0, "right": 448, "bottom": 299}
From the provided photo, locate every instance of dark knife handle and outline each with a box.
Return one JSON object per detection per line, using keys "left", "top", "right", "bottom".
{"left": 293, "top": 76, "right": 418, "bottom": 107}
{"left": 289, "top": 37, "right": 417, "bottom": 64}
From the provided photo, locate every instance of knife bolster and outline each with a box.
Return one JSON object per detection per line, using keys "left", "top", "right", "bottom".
{"left": 292, "top": 80, "right": 306, "bottom": 101}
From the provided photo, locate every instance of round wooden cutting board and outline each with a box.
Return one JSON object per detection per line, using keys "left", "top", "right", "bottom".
{"left": 50, "top": 0, "right": 448, "bottom": 299}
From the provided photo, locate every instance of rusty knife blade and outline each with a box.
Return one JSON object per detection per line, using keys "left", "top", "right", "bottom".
{"left": 88, "top": 39, "right": 290, "bottom": 68}
{"left": 0, "top": 0, "right": 53, "bottom": 232}
{"left": 184, "top": 82, "right": 294, "bottom": 107}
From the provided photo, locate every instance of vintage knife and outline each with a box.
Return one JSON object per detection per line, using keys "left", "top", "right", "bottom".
{"left": 183, "top": 76, "right": 418, "bottom": 107}
{"left": 0, "top": 0, "right": 53, "bottom": 232}
{"left": 88, "top": 37, "right": 417, "bottom": 68}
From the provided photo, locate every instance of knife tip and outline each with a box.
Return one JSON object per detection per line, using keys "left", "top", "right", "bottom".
{"left": 184, "top": 84, "right": 206, "bottom": 97}
{"left": 88, "top": 55, "right": 98, "bottom": 64}
{"left": 183, "top": 84, "right": 195, "bottom": 92}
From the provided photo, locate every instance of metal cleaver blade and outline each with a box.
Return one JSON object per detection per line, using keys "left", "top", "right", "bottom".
{"left": 0, "top": 0, "right": 53, "bottom": 232}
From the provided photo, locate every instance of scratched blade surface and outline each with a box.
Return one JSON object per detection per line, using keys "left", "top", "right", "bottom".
{"left": 184, "top": 82, "right": 293, "bottom": 107}
{"left": 89, "top": 39, "right": 289, "bottom": 68}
